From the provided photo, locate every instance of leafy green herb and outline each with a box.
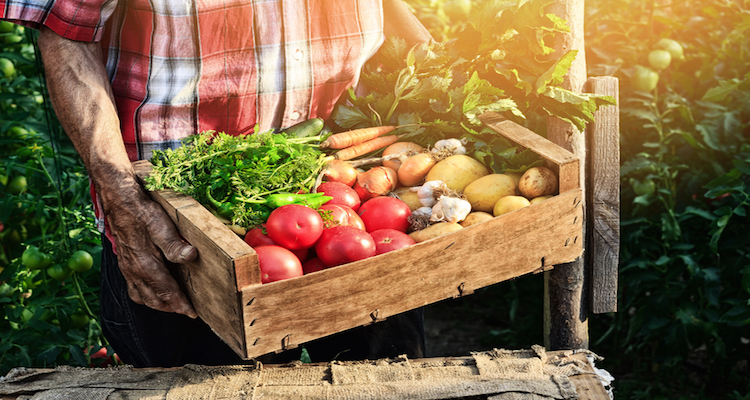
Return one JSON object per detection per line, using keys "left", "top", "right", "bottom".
{"left": 145, "top": 129, "right": 329, "bottom": 228}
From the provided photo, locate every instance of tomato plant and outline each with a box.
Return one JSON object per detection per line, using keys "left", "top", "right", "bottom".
{"left": 314, "top": 226, "right": 376, "bottom": 267}
{"left": 265, "top": 204, "right": 324, "bottom": 250}
{"left": 357, "top": 197, "right": 412, "bottom": 233}
{"left": 255, "top": 245, "right": 303, "bottom": 284}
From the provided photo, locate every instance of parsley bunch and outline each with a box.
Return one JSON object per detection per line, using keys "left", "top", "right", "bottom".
{"left": 144, "top": 130, "right": 329, "bottom": 228}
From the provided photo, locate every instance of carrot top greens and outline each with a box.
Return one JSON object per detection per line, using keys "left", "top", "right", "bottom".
{"left": 144, "top": 129, "right": 329, "bottom": 228}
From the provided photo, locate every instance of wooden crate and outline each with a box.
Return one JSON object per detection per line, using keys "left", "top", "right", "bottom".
{"left": 132, "top": 113, "right": 583, "bottom": 360}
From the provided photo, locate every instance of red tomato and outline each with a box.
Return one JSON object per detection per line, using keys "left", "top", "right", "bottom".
{"left": 319, "top": 204, "right": 366, "bottom": 230}
{"left": 357, "top": 196, "right": 412, "bottom": 233}
{"left": 244, "top": 225, "right": 276, "bottom": 247}
{"left": 255, "top": 245, "right": 303, "bottom": 283}
{"left": 266, "top": 204, "right": 324, "bottom": 250}
{"left": 292, "top": 247, "right": 309, "bottom": 263}
{"left": 370, "top": 229, "right": 416, "bottom": 255}
{"left": 315, "top": 226, "right": 376, "bottom": 267}
{"left": 302, "top": 257, "right": 327, "bottom": 274}
{"left": 316, "top": 182, "right": 361, "bottom": 211}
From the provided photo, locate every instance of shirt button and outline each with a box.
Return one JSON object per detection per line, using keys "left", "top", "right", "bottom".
{"left": 290, "top": 111, "right": 301, "bottom": 120}
{"left": 294, "top": 49, "right": 303, "bottom": 61}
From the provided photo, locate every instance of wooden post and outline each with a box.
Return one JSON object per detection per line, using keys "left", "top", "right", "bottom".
{"left": 544, "top": 0, "right": 589, "bottom": 350}
{"left": 585, "top": 77, "right": 620, "bottom": 314}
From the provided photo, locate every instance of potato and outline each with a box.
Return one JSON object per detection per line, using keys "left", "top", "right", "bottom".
{"left": 390, "top": 187, "right": 423, "bottom": 211}
{"left": 530, "top": 195, "right": 553, "bottom": 205}
{"left": 424, "top": 155, "right": 489, "bottom": 192}
{"left": 408, "top": 222, "right": 463, "bottom": 243}
{"left": 463, "top": 174, "right": 516, "bottom": 213}
{"left": 493, "top": 195, "right": 531, "bottom": 216}
{"left": 460, "top": 211, "right": 494, "bottom": 227}
{"left": 518, "top": 166, "right": 558, "bottom": 199}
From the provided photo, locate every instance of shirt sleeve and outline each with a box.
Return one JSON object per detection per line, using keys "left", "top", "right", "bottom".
{"left": 0, "top": 0, "right": 117, "bottom": 41}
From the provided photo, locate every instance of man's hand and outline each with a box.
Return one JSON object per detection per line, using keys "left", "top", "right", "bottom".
{"left": 37, "top": 27, "right": 199, "bottom": 318}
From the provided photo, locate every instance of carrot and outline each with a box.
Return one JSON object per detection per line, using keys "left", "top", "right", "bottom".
{"left": 320, "top": 126, "right": 396, "bottom": 149}
{"left": 333, "top": 135, "right": 400, "bottom": 161}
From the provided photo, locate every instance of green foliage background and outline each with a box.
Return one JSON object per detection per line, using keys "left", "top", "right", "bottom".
{"left": 1, "top": 1, "right": 749, "bottom": 398}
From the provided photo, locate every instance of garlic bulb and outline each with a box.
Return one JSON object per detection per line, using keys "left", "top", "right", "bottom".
{"left": 411, "top": 180, "right": 447, "bottom": 207}
{"left": 431, "top": 138, "right": 467, "bottom": 155}
{"left": 430, "top": 196, "right": 472, "bottom": 224}
{"left": 412, "top": 206, "right": 433, "bottom": 218}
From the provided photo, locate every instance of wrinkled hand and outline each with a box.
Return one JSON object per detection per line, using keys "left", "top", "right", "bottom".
{"left": 105, "top": 183, "right": 199, "bottom": 318}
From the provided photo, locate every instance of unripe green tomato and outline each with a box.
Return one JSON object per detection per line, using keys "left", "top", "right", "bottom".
{"left": 648, "top": 49, "right": 672, "bottom": 71}
{"left": 47, "top": 264, "right": 73, "bottom": 281}
{"left": 632, "top": 66, "right": 659, "bottom": 92}
{"left": 21, "top": 308, "right": 34, "bottom": 323}
{"left": 67, "top": 250, "right": 94, "bottom": 273}
{"left": 70, "top": 310, "right": 90, "bottom": 329}
{"left": 654, "top": 38, "right": 685, "bottom": 61}
{"left": 0, "top": 57, "right": 15, "bottom": 79}
{"left": 22, "top": 245, "right": 52, "bottom": 270}
{"left": 3, "top": 35, "right": 23, "bottom": 44}
{"left": 632, "top": 179, "right": 656, "bottom": 196}
{"left": 8, "top": 175, "right": 27, "bottom": 194}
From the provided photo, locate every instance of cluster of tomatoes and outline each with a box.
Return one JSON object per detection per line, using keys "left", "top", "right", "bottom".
{"left": 243, "top": 181, "right": 415, "bottom": 284}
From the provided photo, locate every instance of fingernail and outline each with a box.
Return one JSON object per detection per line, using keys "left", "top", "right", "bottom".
{"left": 180, "top": 246, "right": 193, "bottom": 259}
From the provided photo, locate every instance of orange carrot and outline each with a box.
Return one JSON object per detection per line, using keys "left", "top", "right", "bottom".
{"left": 320, "top": 126, "right": 396, "bottom": 149}
{"left": 333, "top": 135, "right": 400, "bottom": 161}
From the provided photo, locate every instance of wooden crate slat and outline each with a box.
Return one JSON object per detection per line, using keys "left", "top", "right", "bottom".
{"left": 240, "top": 189, "right": 583, "bottom": 357}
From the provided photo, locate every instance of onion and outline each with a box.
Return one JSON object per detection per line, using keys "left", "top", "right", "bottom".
{"left": 353, "top": 166, "right": 398, "bottom": 202}
{"left": 322, "top": 159, "right": 358, "bottom": 187}
{"left": 382, "top": 142, "right": 424, "bottom": 171}
{"left": 398, "top": 153, "right": 437, "bottom": 186}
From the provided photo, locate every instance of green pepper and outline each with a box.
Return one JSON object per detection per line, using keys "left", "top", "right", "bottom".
{"left": 206, "top": 187, "right": 235, "bottom": 220}
{"left": 265, "top": 192, "right": 332, "bottom": 209}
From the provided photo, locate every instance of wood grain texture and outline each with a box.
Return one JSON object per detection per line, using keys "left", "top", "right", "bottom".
{"left": 133, "top": 160, "right": 255, "bottom": 357}
{"left": 544, "top": 0, "right": 590, "bottom": 351}
{"left": 584, "top": 77, "right": 620, "bottom": 314}
{"left": 241, "top": 189, "right": 583, "bottom": 358}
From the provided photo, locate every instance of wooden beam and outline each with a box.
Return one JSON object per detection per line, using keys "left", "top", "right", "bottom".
{"left": 585, "top": 77, "right": 620, "bottom": 314}
{"left": 544, "top": 0, "right": 589, "bottom": 351}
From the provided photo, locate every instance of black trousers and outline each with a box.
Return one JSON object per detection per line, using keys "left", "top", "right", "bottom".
{"left": 99, "top": 235, "right": 426, "bottom": 367}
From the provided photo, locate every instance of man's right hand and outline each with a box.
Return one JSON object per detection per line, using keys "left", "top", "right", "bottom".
{"left": 37, "top": 27, "right": 199, "bottom": 318}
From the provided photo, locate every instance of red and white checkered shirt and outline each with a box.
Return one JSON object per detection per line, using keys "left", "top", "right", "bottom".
{"left": 1, "top": 0, "right": 384, "bottom": 161}
{"left": 3, "top": 0, "right": 384, "bottom": 240}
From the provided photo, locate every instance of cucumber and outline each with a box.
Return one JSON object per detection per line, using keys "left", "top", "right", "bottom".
{"left": 283, "top": 117, "right": 325, "bottom": 138}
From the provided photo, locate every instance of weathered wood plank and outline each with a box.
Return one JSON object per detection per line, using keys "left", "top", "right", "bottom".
{"left": 584, "top": 76, "right": 620, "bottom": 314}
{"left": 544, "top": 0, "right": 590, "bottom": 351}
{"left": 133, "top": 160, "right": 255, "bottom": 357}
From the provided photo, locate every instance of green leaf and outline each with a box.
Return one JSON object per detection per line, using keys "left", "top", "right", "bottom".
{"left": 701, "top": 79, "right": 741, "bottom": 103}
{"left": 535, "top": 50, "right": 577, "bottom": 94}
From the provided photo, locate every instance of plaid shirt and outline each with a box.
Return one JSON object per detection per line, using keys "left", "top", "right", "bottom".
{"left": 3, "top": 0, "right": 384, "bottom": 241}
{"left": 2, "top": 0, "right": 384, "bottom": 161}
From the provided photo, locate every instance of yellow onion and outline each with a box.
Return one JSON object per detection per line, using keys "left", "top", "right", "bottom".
{"left": 382, "top": 142, "right": 424, "bottom": 172}
{"left": 322, "top": 159, "right": 358, "bottom": 187}
{"left": 353, "top": 166, "right": 398, "bottom": 202}
{"left": 398, "top": 153, "right": 437, "bottom": 186}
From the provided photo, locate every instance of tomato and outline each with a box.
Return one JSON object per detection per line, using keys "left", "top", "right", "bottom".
{"left": 67, "top": 250, "right": 94, "bottom": 273}
{"left": 7, "top": 175, "right": 27, "bottom": 194}
{"left": 357, "top": 196, "right": 412, "bottom": 233}
{"left": 0, "top": 21, "right": 15, "bottom": 33}
{"left": 648, "top": 49, "right": 671, "bottom": 71}
{"left": 244, "top": 225, "right": 276, "bottom": 248}
{"left": 315, "top": 226, "right": 376, "bottom": 267}
{"left": 632, "top": 179, "right": 656, "bottom": 196}
{"left": 632, "top": 65, "right": 659, "bottom": 92}
{"left": 255, "top": 245, "right": 303, "bottom": 283}
{"left": 265, "top": 204, "right": 324, "bottom": 250}
{"left": 0, "top": 57, "right": 15, "bottom": 79}
{"left": 70, "top": 310, "right": 90, "bottom": 329}
{"left": 47, "top": 264, "right": 73, "bottom": 281}
{"left": 654, "top": 38, "right": 684, "bottom": 61}
{"left": 302, "top": 257, "right": 327, "bottom": 274}
{"left": 22, "top": 246, "right": 52, "bottom": 270}
{"left": 319, "top": 204, "right": 366, "bottom": 230}
{"left": 370, "top": 229, "right": 416, "bottom": 255}
{"left": 316, "top": 181, "right": 361, "bottom": 211}
{"left": 87, "top": 346, "right": 121, "bottom": 367}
